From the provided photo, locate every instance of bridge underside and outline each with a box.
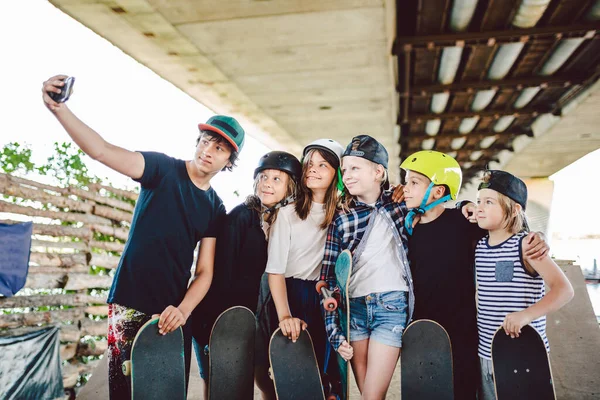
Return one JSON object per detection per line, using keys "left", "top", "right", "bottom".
{"left": 49, "top": 0, "right": 600, "bottom": 182}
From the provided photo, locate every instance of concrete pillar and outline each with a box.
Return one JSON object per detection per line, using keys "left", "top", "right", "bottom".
{"left": 523, "top": 177, "right": 554, "bottom": 236}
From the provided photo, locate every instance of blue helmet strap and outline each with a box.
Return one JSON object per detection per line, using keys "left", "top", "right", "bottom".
{"left": 405, "top": 182, "right": 452, "bottom": 235}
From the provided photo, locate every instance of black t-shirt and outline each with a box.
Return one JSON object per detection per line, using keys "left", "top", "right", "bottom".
{"left": 192, "top": 203, "right": 268, "bottom": 342}
{"left": 409, "top": 208, "right": 484, "bottom": 331}
{"left": 107, "top": 152, "right": 225, "bottom": 315}
{"left": 409, "top": 208, "right": 486, "bottom": 399}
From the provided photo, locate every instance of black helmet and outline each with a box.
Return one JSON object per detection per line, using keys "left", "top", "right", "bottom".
{"left": 254, "top": 151, "right": 302, "bottom": 182}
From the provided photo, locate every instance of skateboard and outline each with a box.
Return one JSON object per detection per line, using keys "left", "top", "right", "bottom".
{"left": 333, "top": 249, "right": 353, "bottom": 400}
{"left": 269, "top": 328, "right": 325, "bottom": 400}
{"left": 207, "top": 306, "right": 256, "bottom": 400}
{"left": 122, "top": 317, "right": 186, "bottom": 400}
{"left": 401, "top": 319, "right": 454, "bottom": 399}
{"left": 491, "top": 324, "right": 556, "bottom": 400}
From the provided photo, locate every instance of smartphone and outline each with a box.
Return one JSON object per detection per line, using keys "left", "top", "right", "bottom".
{"left": 49, "top": 76, "right": 75, "bottom": 103}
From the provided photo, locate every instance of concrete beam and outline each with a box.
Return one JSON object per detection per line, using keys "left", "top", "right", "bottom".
{"left": 504, "top": 80, "right": 600, "bottom": 178}
{"left": 393, "top": 22, "right": 600, "bottom": 50}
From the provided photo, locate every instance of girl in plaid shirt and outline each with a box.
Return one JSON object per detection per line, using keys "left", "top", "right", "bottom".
{"left": 320, "top": 135, "right": 414, "bottom": 399}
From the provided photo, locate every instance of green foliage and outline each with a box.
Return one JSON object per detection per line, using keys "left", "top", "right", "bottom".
{"left": 1, "top": 142, "right": 139, "bottom": 210}
{"left": 41, "top": 142, "right": 101, "bottom": 187}
{"left": 0, "top": 141, "right": 101, "bottom": 187}
{"left": 0, "top": 142, "right": 36, "bottom": 174}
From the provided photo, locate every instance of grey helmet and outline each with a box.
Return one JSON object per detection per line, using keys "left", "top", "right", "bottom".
{"left": 302, "top": 139, "right": 345, "bottom": 191}
{"left": 302, "top": 139, "right": 344, "bottom": 167}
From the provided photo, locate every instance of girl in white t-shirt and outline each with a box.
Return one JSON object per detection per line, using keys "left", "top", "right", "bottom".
{"left": 259, "top": 139, "right": 344, "bottom": 394}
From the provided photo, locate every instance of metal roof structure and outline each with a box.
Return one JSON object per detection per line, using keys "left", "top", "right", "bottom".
{"left": 394, "top": 0, "right": 600, "bottom": 181}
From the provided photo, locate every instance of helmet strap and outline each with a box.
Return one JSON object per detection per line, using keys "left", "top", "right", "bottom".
{"left": 404, "top": 182, "right": 452, "bottom": 235}
{"left": 336, "top": 168, "right": 345, "bottom": 192}
{"left": 263, "top": 194, "right": 295, "bottom": 217}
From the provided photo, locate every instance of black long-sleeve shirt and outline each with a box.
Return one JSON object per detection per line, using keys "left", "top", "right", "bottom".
{"left": 408, "top": 208, "right": 486, "bottom": 400}
{"left": 191, "top": 203, "right": 267, "bottom": 341}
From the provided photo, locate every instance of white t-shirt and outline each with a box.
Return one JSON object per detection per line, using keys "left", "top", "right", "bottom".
{"left": 265, "top": 203, "right": 327, "bottom": 281}
{"left": 349, "top": 210, "right": 409, "bottom": 298}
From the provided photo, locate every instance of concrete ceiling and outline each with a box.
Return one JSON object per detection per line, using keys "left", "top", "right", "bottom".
{"left": 50, "top": 0, "right": 400, "bottom": 177}
{"left": 48, "top": 0, "right": 600, "bottom": 183}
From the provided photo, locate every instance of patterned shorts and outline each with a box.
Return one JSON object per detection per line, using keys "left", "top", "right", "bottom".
{"left": 107, "top": 303, "right": 151, "bottom": 400}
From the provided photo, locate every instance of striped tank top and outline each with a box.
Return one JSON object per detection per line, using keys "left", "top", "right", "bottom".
{"left": 475, "top": 231, "right": 549, "bottom": 359}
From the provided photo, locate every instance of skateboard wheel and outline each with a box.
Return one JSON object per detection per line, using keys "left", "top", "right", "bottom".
{"left": 323, "top": 297, "right": 338, "bottom": 311}
{"left": 122, "top": 360, "right": 131, "bottom": 376}
{"left": 316, "top": 280, "right": 327, "bottom": 294}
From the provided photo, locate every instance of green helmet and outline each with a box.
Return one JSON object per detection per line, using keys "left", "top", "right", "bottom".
{"left": 400, "top": 150, "right": 462, "bottom": 200}
{"left": 199, "top": 115, "right": 245, "bottom": 152}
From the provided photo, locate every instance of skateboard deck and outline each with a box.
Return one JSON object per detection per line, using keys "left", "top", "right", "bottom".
{"left": 208, "top": 306, "right": 256, "bottom": 400}
{"left": 334, "top": 249, "right": 352, "bottom": 400}
{"left": 123, "top": 317, "right": 186, "bottom": 400}
{"left": 401, "top": 319, "right": 454, "bottom": 399}
{"left": 491, "top": 324, "right": 555, "bottom": 400}
{"left": 269, "top": 328, "right": 325, "bottom": 400}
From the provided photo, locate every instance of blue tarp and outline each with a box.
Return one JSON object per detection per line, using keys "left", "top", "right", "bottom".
{"left": 0, "top": 326, "right": 65, "bottom": 399}
{"left": 0, "top": 221, "right": 33, "bottom": 297}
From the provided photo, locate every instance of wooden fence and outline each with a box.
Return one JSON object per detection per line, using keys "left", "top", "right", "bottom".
{"left": 0, "top": 172, "right": 137, "bottom": 391}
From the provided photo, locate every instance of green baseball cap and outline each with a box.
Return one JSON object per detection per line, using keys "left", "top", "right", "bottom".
{"left": 198, "top": 115, "right": 245, "bottom": 152}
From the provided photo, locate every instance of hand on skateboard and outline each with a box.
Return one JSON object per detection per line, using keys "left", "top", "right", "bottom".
{"left": 337, "top": 341, "right": 353, "bottom": 361}
{"left": 122, "top": 317, "right": 186, "bottom": 399}
{"left": 502, "top": 310, "right": 533, "bottom": 338}
{"left": 151, "top": 305, "right": 189, "bottom": 335}
{"left": 278, "top": 316, "right": 307, "bottom": 343}
{"left": 269, "top": 328, "right": 325, "bottom": 400}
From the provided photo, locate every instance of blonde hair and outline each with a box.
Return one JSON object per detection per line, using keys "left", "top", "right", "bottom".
{"left": 295, "top": 148, "right": 341, "bottom": 230}
{"left": 341, "top": 159, "right": 387, "bottom": 210}
{"left": 377, "top": 165, "right": 388, "bottom": 187}
{"left": 246, "top": 171, "right": 297, "bottom": 234}
{"left": 481, "top": 173, "right": 527, "bottom": 234}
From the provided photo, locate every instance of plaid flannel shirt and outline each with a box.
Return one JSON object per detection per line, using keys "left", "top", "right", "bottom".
{"left": 319, "top": 190, "right": 414, "bottom": 350}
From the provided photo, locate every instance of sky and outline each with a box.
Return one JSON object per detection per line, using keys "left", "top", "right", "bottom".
{"left": 1, "top": 0, "right": 599, "bottom": 261}
{"left": 0, "top": 0, "right": 270, "bottom": 211}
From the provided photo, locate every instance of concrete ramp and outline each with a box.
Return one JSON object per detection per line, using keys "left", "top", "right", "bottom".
{"left": 77, "top": 261, "right": 599, "bottom": 399}
{"left": 547, "top": 262, "right": 600, "bottom": 399}
{"left": 76, "top": 350, "right": 206, "bottom": 400}
{"left": 76, "top": 353, "right": 108, "bottom": 400}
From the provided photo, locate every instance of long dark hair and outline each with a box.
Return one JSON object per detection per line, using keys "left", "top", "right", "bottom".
{"left": 295, "top": 148, "right": 341, "bottom": 230}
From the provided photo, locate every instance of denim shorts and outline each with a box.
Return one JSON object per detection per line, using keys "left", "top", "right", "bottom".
{"left": 349, "top": 291, "right": 408, "bottom": 348}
